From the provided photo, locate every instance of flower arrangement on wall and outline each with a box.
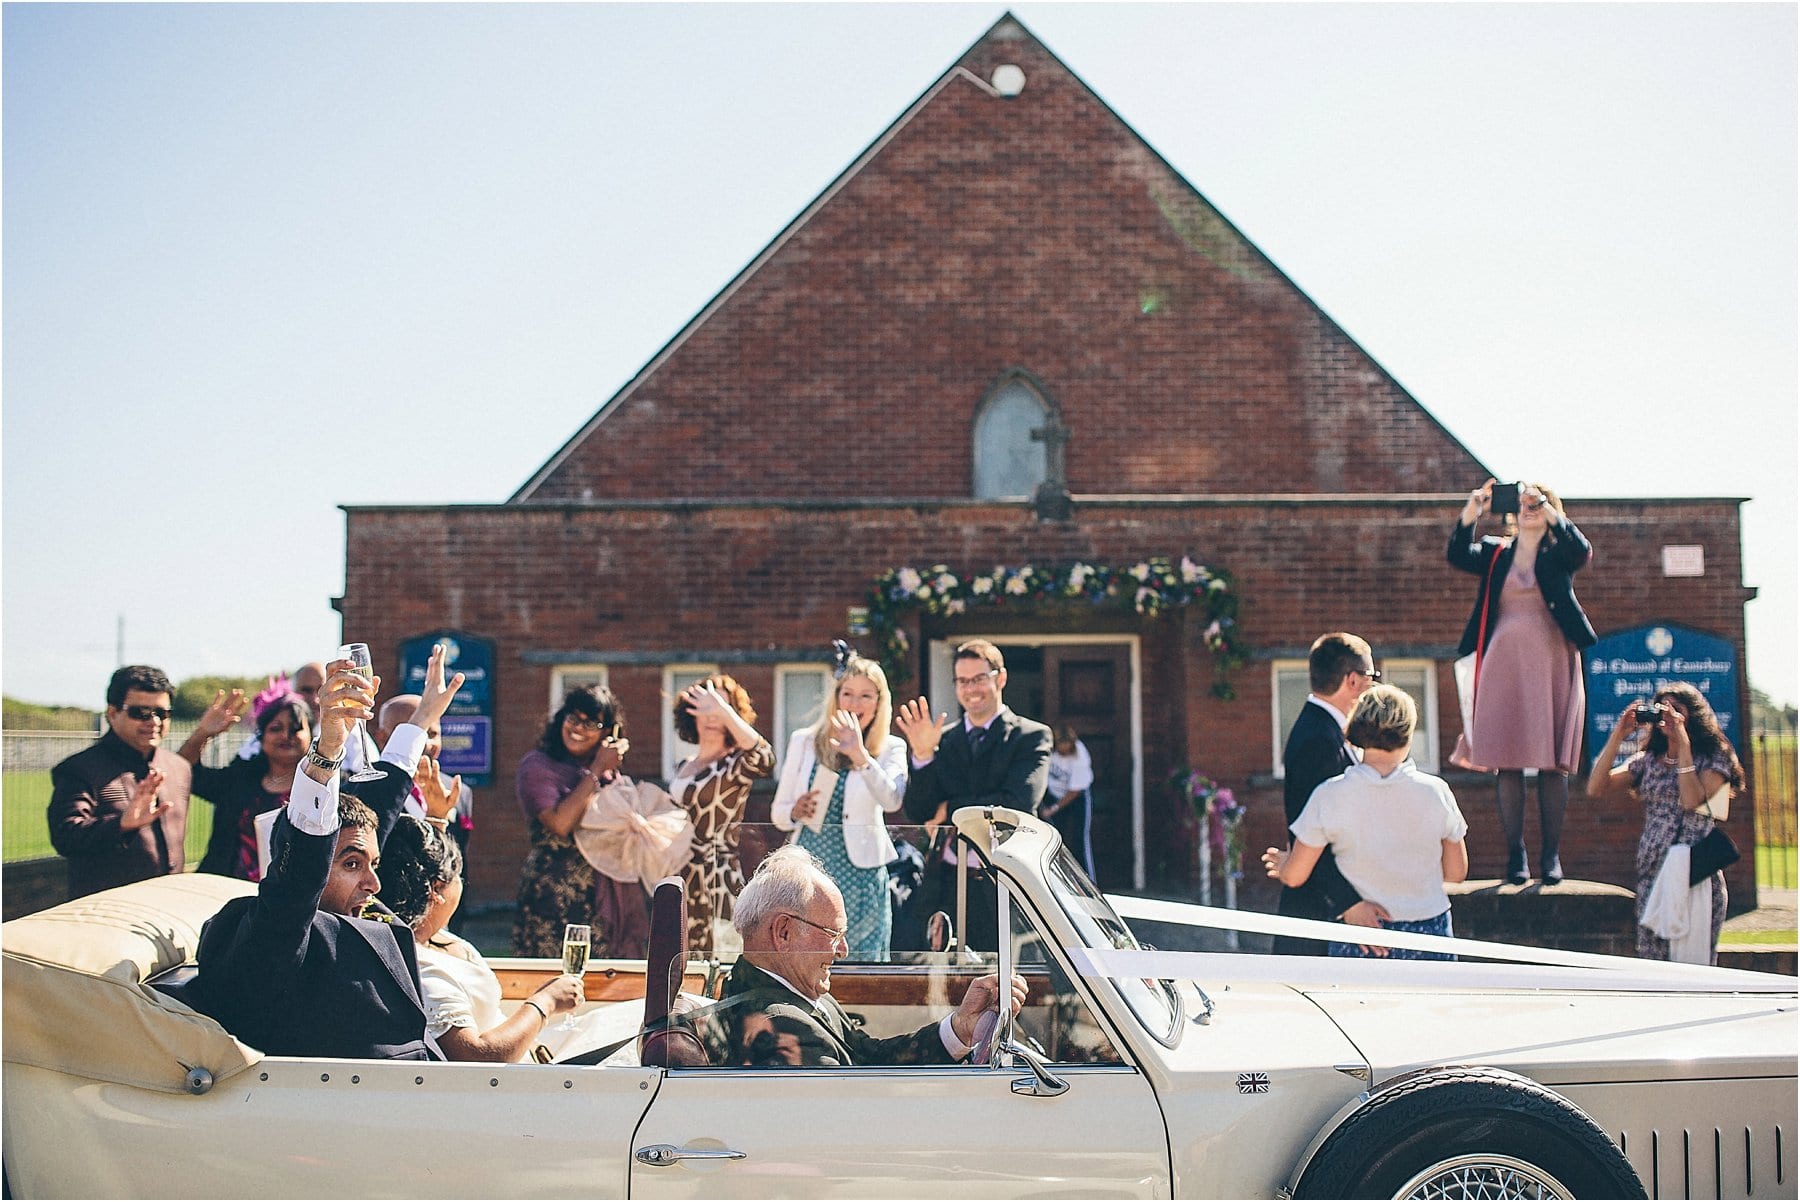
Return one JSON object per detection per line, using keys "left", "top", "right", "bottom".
{"left": 865, "top": 555, "right": 1249, "bottom": 697}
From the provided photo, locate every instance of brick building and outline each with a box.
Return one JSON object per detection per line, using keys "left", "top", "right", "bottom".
{"left": 340, "top": 16, "right": 1756, "bottom": 913}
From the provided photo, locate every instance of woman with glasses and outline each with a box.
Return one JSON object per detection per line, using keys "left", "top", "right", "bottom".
{"left": 772, "top": 647, "right": 906, "bottom": 961}
{"left": 1448, "top": 478, "right": 1597, "bottom": 885}
{"left": 510, "top": 685, "right": 633, "bottom": 957}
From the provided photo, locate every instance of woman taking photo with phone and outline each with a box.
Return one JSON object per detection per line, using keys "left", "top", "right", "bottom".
{"left": 1448, "top": 478, "right": 1596, "bottom": 885}
{"left": 1587, "top": 684, "right": 1744, "bottom": 963}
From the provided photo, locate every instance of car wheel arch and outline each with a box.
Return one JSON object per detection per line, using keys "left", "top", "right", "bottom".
{"left": 1280, "top": 1064, "right": 1646, "bottom": 1200}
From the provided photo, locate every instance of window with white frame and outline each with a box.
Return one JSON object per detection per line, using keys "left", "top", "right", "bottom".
{"left": 774, "top": 664, "right": 831, "bottom": 768}
{"left": 972, "top": 378, "right": 1051, "bottom": 499}
{"left": 661, "top": 665, "right": 717, "bottom": 780}
{"left": 1270, "top": 658, "right": 1439, "bottom": 775}
{"left": 548, "top": 665, "right": 609, "bottom": 718}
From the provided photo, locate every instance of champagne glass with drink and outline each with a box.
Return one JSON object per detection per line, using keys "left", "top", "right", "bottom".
{"left": 557, "top": 924, "right": 591, "bottom": 1030}
{"left": 338, "top": 643, "right": 387, "bottom": 783}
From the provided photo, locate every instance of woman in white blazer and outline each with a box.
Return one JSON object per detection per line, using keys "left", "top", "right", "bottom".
{"left": 772, "top": 649, "right": 907, "bottom": 960}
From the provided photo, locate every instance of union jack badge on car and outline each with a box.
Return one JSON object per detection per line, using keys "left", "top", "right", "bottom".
{"left": 1236, "top": 1073, "right": 1270, "bottom": 1094}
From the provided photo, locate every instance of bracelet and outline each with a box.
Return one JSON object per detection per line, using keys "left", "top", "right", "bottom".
{"left": 1676, "top": 765, "right": 1697, "bottom": 775}
{"left": 524, "top": 999, "right": 549, "bottom": 1023}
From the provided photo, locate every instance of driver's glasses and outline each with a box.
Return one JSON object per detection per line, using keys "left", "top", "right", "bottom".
{"left": 784, "top": 912, "right": 849, "bottom": 947}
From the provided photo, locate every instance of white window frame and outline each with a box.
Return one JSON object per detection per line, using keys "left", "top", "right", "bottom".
{"left": 773, "top": 663, "right": 832, "bottom": 770}
{"left": 1270, "top": 658, "right": 1440, "bottom": 776}
{"left": 548, "top": 665, "right": 609, "bottom": 717}
{"left": 661, "top": 664, "right": 718, "bottom": 780}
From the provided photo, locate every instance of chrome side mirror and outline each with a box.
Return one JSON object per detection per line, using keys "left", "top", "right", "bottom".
{"left": 927, "top": 911, "right": 953, "bottom": 953}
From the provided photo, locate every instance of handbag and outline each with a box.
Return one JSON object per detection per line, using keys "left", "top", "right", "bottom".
{"left": 1687, "top": 824, "right": 1740, "bottom": 885}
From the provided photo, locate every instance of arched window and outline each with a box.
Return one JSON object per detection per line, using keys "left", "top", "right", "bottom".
{"left": 972, "top": 377, "right": 1052, "bottom": 499}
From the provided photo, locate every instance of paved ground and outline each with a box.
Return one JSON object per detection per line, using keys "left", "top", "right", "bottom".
{"left": 1723, "top": 888, "right": 1797, "bottom": 936}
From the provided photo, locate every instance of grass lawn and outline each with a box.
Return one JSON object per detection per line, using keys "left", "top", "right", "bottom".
{"left": 1719, "top": 929, "right": 1797, "bottom": 946}
{"left": 5, "top": 771, "right": 213, "bottom": 863}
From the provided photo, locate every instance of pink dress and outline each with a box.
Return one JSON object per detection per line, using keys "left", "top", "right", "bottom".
{"left": 1464, "top": 563, "right": 1585, "bottom": 773}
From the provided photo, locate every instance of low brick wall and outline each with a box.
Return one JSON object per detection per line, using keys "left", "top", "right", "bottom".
{"left": 1447, "top": 878, "right": 1639, "bottom": 957}
{"left": 3, "top": 857, "right": 67, "bottom": 921}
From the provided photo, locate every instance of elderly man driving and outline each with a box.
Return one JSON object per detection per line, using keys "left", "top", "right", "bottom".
{"left": 722, "top": 845, "right": 1025, "bottom": 1066}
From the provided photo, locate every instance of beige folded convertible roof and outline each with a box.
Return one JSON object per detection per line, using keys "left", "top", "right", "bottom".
{"left": 2, "top": 873, "right": 262, "bottom": 1094}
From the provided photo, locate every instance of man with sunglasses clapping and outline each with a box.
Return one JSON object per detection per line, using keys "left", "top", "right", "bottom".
{"left": 48, "top": 665, "right": 195, "bottom": 898}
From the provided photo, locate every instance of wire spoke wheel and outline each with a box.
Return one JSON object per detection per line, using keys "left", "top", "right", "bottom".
{"left": 1395, "top": 1153, "right": 1572, "bottom": 1200}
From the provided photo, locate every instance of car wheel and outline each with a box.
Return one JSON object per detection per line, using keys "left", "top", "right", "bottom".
{"left": 1293, "top": 1066, "right": 1645, "bottom": 1200}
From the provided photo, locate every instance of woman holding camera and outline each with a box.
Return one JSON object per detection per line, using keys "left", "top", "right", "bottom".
{"left": 1448, "top": 478, "right": 1596, "bottom": 885}
{"left": 1587, "top": 683, "right": 1744, "bottom": 963}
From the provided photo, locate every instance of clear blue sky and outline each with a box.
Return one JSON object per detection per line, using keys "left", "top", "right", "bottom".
{"left": 4, "top": 3, "right": 1795, "bottom": 708}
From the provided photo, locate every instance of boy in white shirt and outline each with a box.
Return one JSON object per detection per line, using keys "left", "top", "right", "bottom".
{"left": 1263, "top": 685, "right": 1469, "bottom": 959}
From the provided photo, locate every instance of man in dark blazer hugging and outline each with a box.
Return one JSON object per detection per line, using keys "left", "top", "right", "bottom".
{"left": 194, "top": 648, "right": 464, "bottom": 1059}
{"left": 897, "top": 640, "right": 1053, "bottom": 950}
{"left": 1272, "top": 632, "right": 1392, "bottom": 956}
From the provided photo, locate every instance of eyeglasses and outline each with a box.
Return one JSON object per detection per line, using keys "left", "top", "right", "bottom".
{"left": 563, "top": 714, "right": 615, "bottom": 734}
{"left": 782, "top": 912, "right": 849, "bottom": 946}
{"left": 1521, "top": 497, "right": 1548, "bottom": 513}
{"left": 953, "top": 669, "right": 1000, "bottom": 689}
{"left": 123, "top": 705, "right": 172, "bottom": 722}
{"left": 1355, "top": 667, "right": 1383, "bottom": 681}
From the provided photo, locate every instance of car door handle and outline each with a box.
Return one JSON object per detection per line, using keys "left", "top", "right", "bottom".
{"left": 634, "top": 1144, "right": 748, "bottom": 1168}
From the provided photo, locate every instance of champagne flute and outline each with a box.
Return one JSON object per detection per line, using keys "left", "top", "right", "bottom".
{"left": 338, "top": 643, "right": 387, "bottom": 783}
{"left": 557, "top": 924, "right": 591, "bottom": 1031}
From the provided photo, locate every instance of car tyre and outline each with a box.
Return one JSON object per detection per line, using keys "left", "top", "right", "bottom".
{"left": 1293, "top": 1065, "right": 1645, "bottom": 1200}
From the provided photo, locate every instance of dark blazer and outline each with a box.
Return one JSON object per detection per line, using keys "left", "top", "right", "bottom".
{"left": 719, "top": 959, "right": 956, "bottom": 1067}
{"left": 193, "top": 809, "right": 436, "bottom": 1060}
{"left": 47, "top": 731, "right": 193, "bottom": 898}
{"left": 902, "top": 707, "right": 1053, "bottom": 823}
{"left": 1448, "top": 516, "right": 1597, "bottom": 658}
{"left": 1273, "top": 702, "right": 1362, "bottom": 955}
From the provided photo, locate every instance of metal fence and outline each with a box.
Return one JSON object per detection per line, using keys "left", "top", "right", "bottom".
{"left": 2, "top": 724, "right": 248, "bottom": 863}
{"left": 1752, "top": 713, "right": 1798, "bottom": 890}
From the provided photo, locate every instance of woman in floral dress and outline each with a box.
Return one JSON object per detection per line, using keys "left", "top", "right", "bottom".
{"left": 771, "top": 651, "right": 906, "bottom": 961}
{"left": 511, "top": 685, "right": 631, "bottom": 957}
{"left": 1587, "top": 681, "right": 1744, "bottom": 963}
{"left": 669, "top": 675, "right": 773, "bottom": 953}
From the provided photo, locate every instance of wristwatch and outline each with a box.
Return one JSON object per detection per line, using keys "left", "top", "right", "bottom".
{"left": 303, "top": 748, "right": 345, "bottom": 774}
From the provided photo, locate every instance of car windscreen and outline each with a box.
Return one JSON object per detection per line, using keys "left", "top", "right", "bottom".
{"left": 1044, "top": 845, "right": 1183, "bottom": 1045}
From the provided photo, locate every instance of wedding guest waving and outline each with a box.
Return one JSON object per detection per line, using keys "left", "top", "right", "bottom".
{"left": 179, "top": 686, "right": 318, "bottom": 881}
{"left": 1587, "top": 683, "right": 1744, "bottom": 964}
{"left": 1263, "top": 685, "right": 1469, "bottom": 960}
{"left": 772, "top": 644, "right": 907, "bottom": 961}
{"left": 1448, "top": 478, "right": 1596, "bottom": 885}
{"left": 669, "top": 675, "right": 774, "bottom": 952}
{"left": 511, "top": 685, "right": 632, "bottom": 958}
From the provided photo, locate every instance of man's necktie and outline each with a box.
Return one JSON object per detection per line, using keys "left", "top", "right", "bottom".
{"left": 967, "top": 724, "right": 987, "bottom": 757}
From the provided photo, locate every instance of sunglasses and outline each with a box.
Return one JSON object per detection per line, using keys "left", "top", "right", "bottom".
{"left": 564, "top": 714, "right": 619, "bottom": 736}
{"left": 123, "top": 705, "right": 173, "bottom": 722}
{"left": 1355, "top": 667, "right": 1383, "bottom": 681}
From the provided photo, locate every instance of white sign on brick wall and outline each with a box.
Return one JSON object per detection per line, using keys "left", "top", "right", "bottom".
{"left": 1661, "top": 545, "right": 1705, "bottom": 577}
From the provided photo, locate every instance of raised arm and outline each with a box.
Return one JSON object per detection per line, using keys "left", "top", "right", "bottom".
{"left": 177, "top": 689, "right": 249, "bottom": 765}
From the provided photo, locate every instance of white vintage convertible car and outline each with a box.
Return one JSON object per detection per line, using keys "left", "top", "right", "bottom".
{"left": 3, "top": 807, "right": 1794, "bottom": 1199}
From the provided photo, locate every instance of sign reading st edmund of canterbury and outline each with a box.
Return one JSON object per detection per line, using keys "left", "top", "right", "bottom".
{"left": 1586, "top": 623, "right": 1739, "bottom": 766}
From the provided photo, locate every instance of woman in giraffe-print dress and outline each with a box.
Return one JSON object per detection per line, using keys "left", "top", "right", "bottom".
{"left": 668, "top": 675, "right": 774, "bottom": 953}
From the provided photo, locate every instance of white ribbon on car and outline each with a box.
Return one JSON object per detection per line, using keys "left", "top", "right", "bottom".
{"left": 1086, "top": 894, "right": 1796, "bottom": 996}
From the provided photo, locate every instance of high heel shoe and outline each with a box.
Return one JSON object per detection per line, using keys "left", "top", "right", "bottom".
{"left": 1540, "top": 855, "right": 1564, "bottom": 886}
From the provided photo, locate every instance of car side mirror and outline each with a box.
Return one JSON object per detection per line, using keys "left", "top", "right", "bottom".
{"left": 927, "top": 911, "right": 953, "bottom": 953}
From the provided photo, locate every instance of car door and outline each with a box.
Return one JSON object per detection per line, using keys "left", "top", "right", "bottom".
{"left": 629, "top": 876, "right": 1170, "bottom": 1199}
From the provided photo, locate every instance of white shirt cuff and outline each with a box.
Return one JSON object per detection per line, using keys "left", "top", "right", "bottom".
{"left": 938, "top": 1014, "right": 970, "bottom": 1060}
{"left": 288, "top": 761, "right": 340, "bottom": 836}
{"left": 380, "top": 723, "right": 429, "bottom": 776}
{"left": 910, "top": 753, "right": 935, "bottom": 770}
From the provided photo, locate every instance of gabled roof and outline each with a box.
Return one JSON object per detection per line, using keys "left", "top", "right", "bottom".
{"left": 514, "top": 12, "right": 1485, "bottom": 503}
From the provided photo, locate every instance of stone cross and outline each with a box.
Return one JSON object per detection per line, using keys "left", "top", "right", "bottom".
{"left": 1030, "top": 412, "right": 1073, "bottom": 521}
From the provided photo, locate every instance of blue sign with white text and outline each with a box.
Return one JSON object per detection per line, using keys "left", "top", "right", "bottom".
{"left": 436, "top": 715, "right": 492, "bottom": 778}
{"left": 398, "top": 631, "right": 494, "bottom": 786}
{"left": 1585, "top": 624, "right": 1739, "bottom": 766}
